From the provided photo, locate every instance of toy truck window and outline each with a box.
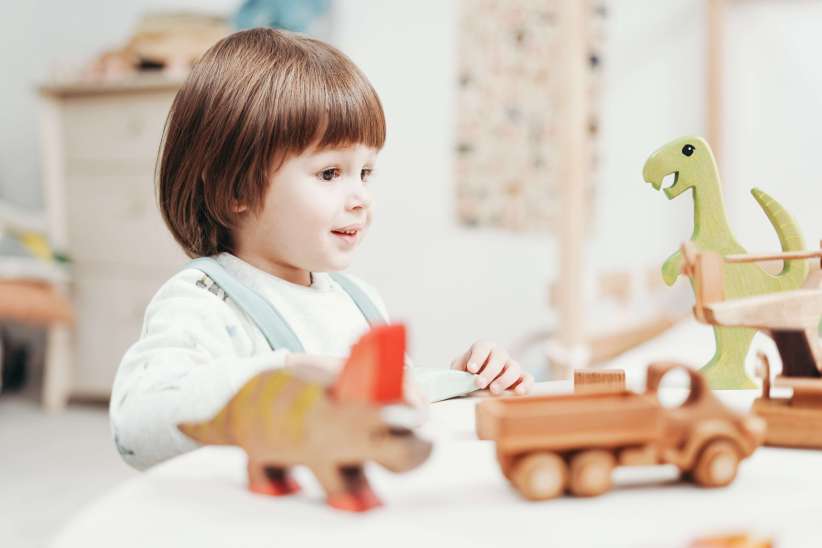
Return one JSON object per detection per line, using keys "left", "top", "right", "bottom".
{"left": 655, "top": 367, "right": 693, "bottom": 408}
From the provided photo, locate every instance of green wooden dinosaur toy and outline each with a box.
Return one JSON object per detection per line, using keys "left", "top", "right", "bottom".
{"left": 642, "top": 136, "right": 808, "bottom": 389}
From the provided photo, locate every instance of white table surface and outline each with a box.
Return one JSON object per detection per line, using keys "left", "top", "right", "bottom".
{"left": 53, "top": 320, "right": 822, "bottom": 548}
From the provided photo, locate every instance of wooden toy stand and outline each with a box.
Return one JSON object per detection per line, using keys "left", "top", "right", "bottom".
{"left": 684, "top": 241, "right": 822, "bottom": 448}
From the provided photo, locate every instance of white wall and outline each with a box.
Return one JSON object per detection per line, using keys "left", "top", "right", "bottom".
{"left": 723, "top": 1, "right": 822, "bottom": 252}
{"left": 590, "top": 0, "right": 707, "bottom": 269}
{"left": 338, "top": 0, "right": 705, "bottom": 369}
{"left": 0, "top": 0, "right": 238, "bottom": 209}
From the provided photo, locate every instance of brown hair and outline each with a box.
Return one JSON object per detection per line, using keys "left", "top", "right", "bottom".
{"left": 158, "top": 28, "right": 386, "bottom": 258}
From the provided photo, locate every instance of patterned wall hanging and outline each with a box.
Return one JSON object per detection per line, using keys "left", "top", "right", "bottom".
{"left": 455, "top": 0, "right": 606, "bottom": 231}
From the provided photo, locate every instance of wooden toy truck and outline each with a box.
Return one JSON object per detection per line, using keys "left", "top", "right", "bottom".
{"left": 476, "top": 362, "right": 764, "bottom": 500}
{"left": 683, "top": 241, "right": 822, "bottom": 448}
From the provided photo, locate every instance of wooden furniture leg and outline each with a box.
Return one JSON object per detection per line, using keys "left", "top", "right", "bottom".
{"left": 42, "top": 324, "right": 72, "bottom": 412}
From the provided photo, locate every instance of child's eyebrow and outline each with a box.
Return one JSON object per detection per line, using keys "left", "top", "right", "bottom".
{"left": 310, "top": 147, "right": 378, "bottom": 165}
{"left": 309, "top": 147, "right": 349, "bottom": 159}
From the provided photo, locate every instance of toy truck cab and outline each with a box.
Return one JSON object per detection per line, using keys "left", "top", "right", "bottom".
{"left": 476, "top": 362, "right": 765, "bottom": 500}
{"left": 644, "top": 362, "right": 764, "bottom": 478}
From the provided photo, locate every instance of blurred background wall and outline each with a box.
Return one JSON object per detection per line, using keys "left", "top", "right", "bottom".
{"left": 0, "top": 0, "right": 234, "bottom": 209}
{"left": 1, "top": 0, "right": 819, "bottom": 375}
{"left": 723, "top": 2, "right": 822, "bottom": 253}
{"left": 343, "top": 0, "right": 706, "bottom": 369}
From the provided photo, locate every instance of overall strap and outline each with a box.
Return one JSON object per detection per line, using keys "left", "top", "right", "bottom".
{"left": 328, "top": 272, "right": 386, "bottom": 326}
{"left": 186, "top": 257, "right": 305, "bottom": 353}
{"left": 187, "top": 259, "right": 476, "bottom": 402}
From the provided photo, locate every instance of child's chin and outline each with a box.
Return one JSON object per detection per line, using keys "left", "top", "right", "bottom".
{"left": 323, "top": 256, "right": 353, "bottom": 272}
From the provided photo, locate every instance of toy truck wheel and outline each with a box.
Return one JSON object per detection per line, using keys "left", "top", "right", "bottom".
{"left": 510, "top": 452, "right": 567, "bottom": 500}
{"left": 496, "top": 449, "right": 516, "bottom": 481}
{"left": 692, "top": 440, "right": 740, "bottom": 488}
{"left": 568, "top": 450, "right": 616, "bottom": 497}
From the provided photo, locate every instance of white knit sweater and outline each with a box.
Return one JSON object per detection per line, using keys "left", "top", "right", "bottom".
{"left": 109, "top": 253, "right": 392, "bottom": 470}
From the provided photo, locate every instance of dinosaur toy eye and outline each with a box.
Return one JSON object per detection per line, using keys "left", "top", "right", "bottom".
{"left": 682, "top": 144, "right": 695, "bottom": 157}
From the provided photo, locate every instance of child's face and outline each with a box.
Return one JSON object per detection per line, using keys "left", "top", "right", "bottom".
{"left": 233, "top": 143, "right": 378, "bottom": 285}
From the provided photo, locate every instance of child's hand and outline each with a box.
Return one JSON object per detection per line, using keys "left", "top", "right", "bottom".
{"left": 450, "top": 341, "right": 534, "bottom": 396}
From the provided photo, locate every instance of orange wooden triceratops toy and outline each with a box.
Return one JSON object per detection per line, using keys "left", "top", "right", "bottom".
{"left": 178, "top": 324, "right": 432, "bottom": 512}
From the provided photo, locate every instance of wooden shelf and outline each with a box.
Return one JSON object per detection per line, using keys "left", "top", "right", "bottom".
{"left": 38, "top": 74, "right": 184, "bottom": 98}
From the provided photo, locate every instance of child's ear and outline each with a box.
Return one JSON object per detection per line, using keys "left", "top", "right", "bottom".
{"left": 232, "top": 202, "right": 248, "bottom": 214}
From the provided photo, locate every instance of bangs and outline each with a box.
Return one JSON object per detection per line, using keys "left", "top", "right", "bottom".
{"left": 313, "top": 62, "right": 386, "bottom": 150}
{"left": 275, "top": 42, "right": 386, "bottom": 159}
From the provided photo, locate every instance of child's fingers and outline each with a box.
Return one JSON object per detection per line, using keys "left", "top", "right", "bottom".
{"left": 513, "top": 373, "right": 535, "bottom": 395}
{"left": 476, "top": 349, "right": 507, "bottom": 388}
{"left": 490, "top": 361, "right": 521, "bottom": 394}
{"left": 465, "top": 341, "right": 494, "bottom": 374}
{"left": 450, "top": 348, "right": 471, "bottom": 371}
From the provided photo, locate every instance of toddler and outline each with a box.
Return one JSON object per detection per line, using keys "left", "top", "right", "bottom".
{"left": 110, "top": 28, "right": 533, "bottom": 470}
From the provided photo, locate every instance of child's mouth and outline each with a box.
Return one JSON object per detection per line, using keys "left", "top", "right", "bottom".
{"left": 331, "top": 228, "right": 360, "bottom": 246}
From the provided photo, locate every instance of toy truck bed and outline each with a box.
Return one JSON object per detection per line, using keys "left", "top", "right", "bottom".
{"left": 753, "top": 397, "right": 822, "bottom": 448}
{"left": 476, "top": 390, "right": 662, "bottom": 455}
{"left": 754, "top": 375, "right": 822, "bottom": 448}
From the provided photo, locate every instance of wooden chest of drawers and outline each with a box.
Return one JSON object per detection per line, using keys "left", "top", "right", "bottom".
{"left": 39, "top": 77, "right": 188, "bottom": 403}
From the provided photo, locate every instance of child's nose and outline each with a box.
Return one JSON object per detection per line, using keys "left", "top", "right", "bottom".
{"left": 346, "top": 183, "right": 372, "bottom": 211}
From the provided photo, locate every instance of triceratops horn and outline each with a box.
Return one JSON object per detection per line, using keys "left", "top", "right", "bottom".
{"left": 331, "top": 324, "right": 406, "bottom": 404}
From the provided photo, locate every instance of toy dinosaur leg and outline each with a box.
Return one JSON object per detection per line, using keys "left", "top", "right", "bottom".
{"left": 247, "top": 460, "right": 300, "bottom": 496}
{"left": 340, "top": 465, "right": 381, "bottom": 510}
{"left": 699, "top": 326, "right": 757, "bottom": 389}
{"left": 314, "top": 464, "right": 382, "bottom": 512}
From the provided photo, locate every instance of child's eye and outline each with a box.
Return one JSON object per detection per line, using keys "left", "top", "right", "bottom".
{"left": 361, "top": 168, "right": 373, "bottom": 183}
{"left": 318, "top": 168, "right": 340, "bottom": 182}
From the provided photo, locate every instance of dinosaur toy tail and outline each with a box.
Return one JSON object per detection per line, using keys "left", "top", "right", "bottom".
{"left": 751, "top": 187, "right": 809, "bottom": 286}
{"left": 178, "top": 408, "right": 233, "bottom": 446}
